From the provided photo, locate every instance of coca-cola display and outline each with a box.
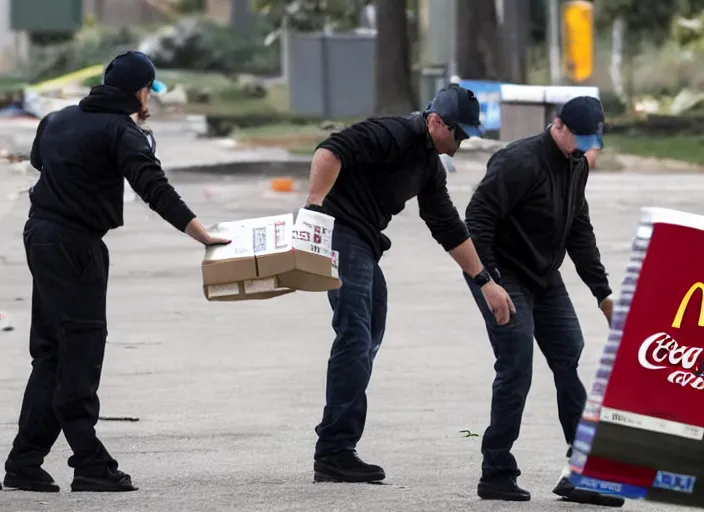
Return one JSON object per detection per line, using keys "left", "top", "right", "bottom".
{"left": 567, "top": 207, "right": 704, "bottom": 507}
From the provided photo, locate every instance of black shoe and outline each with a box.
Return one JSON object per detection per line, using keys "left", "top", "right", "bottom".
{"left": 3, "top": 466, "right": 60, "bottom": 493}
{"left": 477, "top": 476, "right": 531, "bottom": 501}
{"left": 71, "top": 468, "right": 138, "bottom": 492}
{"left": 553, "top": 476, "right": 625, "bottom": 507}
{"left": 314, "top": 451, "right": 385, "bottom": 483}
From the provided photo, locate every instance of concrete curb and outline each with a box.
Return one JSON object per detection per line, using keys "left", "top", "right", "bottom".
{"left": 164, "top": 158, "right": 312, "bottom": 178}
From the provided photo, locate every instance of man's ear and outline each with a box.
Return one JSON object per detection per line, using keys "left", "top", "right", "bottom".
{"left": 426, "top": 112, "right": 441, "bottom": 128}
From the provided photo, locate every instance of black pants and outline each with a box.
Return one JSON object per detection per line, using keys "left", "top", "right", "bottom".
{"left": 314, "top": 225, "right": 387, "bottom": 458}
{"left": 465, "top": 272, "right": 587, "bottom": 481}
{"left": 6, "top": 218, "right": 117, "bottom": 475}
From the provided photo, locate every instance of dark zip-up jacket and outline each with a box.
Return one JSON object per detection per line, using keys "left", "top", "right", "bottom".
{"left": 465, "top": 129, "right": 611, "bottom": 304}
{"left": 317, "top": 113, "right": 469, "bottom": 260}
{"left": 27, "top": 85, "right": 196, "bottom": 237}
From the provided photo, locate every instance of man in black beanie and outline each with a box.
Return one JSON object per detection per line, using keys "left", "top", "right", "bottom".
{"left": 2, "top": 51, "right": 229, "bottom": 493}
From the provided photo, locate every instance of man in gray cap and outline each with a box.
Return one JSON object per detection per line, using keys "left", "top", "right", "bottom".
{"left": 2, "top": 51, "right": 229, "bottom": 493}
{"left": 463, "top": 96, "right": 622, "bottom": 507}
{"left": 303, "top": 84, "right": 515, "bottom": 483}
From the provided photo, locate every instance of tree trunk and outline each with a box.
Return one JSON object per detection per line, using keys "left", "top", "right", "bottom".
{"left": 500, "top": 0, "right": 528, "bottom": 83}
{"left": 374, "top": 0, "right": 416, "bottom": 114}
{"left": 456, "top": 0, "right": 485, "bottom": 79}
{"left": 455, "top": 0, "right": 506, "bottom": 81}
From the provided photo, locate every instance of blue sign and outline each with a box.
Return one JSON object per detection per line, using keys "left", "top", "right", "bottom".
{"left": 569, "top": 474, "right": 648, "bottom": 499}
{"left": 459, "top": 80, "right": 502, "bottom": 131}
{"left": 653, "top": 471, "right": 696, "bottom": 494}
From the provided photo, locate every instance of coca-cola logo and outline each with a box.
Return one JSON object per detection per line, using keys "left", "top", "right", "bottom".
{"left": 638, "top": 332, "right": 704, "bottom": 374}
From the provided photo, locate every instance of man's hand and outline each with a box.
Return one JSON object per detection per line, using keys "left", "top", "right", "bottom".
{"left": 185, "top": 218, "right": 231, "bottom": 246}
{"left": 304, "top": 203, "right": 326, "bottom": 213}
{"left": 599, "top": 296, "right": 613, "bottom": 327}
{"left": 204, "top": 234, "right": 231, "bottom": 246}
{"left": 482, "top": 281, "right": 516, "bottom": 326}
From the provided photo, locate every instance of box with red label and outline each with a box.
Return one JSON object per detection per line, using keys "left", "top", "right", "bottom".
{"left": 201, "top": 209, "right": 341, "bottom": 301}
{"left": 567, "top": 207, "right": 704, "bottom": 506}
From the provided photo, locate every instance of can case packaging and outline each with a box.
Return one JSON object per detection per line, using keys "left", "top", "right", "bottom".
{"left": 567, "top": 207, "right": 704, "bottom": 507}
{"left": 200, "top": 208, "right": 341, "bottom": 301}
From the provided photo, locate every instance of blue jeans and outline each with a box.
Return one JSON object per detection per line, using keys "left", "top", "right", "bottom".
{"left": 465, "top": 272, "right": 587, "bottom": 480}
{"left": 314, "top": 225, "right": 387, "bottom": 458}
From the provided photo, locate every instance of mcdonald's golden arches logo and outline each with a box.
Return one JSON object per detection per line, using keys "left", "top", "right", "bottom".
{"left": 672, "top": 282, "right": 704, "bottom": 329}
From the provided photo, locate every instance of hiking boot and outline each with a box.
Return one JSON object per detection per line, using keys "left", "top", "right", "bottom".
{"left": 314, "top": 451, "right": 385, "bottom": 483}
{"left": 3, "top": 466, "right": 60, "bottom": 492}
{"left": 71, "top": 468, "right": 137, "bottom": 492}
{"left": 553, "top": 476, "right": 625, "bottom": 507}
{"left": 477, "top": 476, "right": 531, "bottom": 501}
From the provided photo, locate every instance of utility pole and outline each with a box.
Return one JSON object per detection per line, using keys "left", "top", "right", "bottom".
{"left": 547, "top": 0, "right": 561, "bottom": 84}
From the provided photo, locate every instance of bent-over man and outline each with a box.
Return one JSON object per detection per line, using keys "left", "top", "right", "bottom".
{"left": 464, "top": 96, "right": 623, "bottom": 507}
{"left": 304, "top": 84, "right": 515, "bottom": 483}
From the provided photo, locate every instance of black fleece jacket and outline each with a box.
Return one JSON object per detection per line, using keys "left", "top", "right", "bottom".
{"left": 317, "top": 113, "right": 469, "bottom": 260}
{"left": 28, "top": 85, "right": 195, "bottom": 237}
{"left": 465, "top": 129, "right": 611, "bottom": 304}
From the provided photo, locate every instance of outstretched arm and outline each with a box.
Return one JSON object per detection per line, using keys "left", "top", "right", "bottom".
{"left": 118, "top": 124, "right": 227, "bottom": 246}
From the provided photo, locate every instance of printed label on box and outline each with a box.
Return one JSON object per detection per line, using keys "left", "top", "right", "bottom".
{"left": 243, "top": 214, "right": 293, "bottom": 255}
{"left": 293, "top": 208, "right": 334, "bottom": 255}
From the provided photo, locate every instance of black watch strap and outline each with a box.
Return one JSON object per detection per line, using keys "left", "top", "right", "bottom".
{"left": 472, "top": 268, "right": 492, "bottom": 287}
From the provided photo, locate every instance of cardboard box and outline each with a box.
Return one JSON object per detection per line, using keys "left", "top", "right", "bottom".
{"left": 565, "top": 207, "right": 704, "bottom": 506}
{"left": 201, "top": 209, "right": 341, "bottom": 301}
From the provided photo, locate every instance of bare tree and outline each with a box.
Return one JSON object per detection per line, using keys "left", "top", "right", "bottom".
{"left": 374, "top": 0, "right": 416, "bottom": 114}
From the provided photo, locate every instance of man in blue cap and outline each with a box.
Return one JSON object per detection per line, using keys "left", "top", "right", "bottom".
{"left": 463, "top": 96, "right": 622, "bottom": 506}
{"left": 1, "top": 51, "right": 229, "bottom": 493}
{"left": 303, "top": 83, "right": 515, "bottom": 483}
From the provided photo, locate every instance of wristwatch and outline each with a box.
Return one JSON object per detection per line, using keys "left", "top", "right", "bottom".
{"left": 472, "top": 268, "right": 492, "bottom": 288}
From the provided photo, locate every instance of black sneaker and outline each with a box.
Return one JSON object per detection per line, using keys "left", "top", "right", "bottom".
{"left": 71, "top": 468, "right": 138, "bottom": 492}
{"left": 553, "top": 476, "right": 625, "bottom": 507}
{"left": 477, "top": 476, "right": 531, "bottom": 501}
{"left": 314, "top": 451, "right": 385, "bottom": 483}
{"left": 3, "top": 466, "right": 60, "bottom": 492}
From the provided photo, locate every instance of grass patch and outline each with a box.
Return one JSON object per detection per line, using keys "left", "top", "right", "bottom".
{"left": 234, "top": 122, "right": 331, "bottom": 155}
{"left": 605, "top": 134, "right": 704, "bottom": 166}
{"left": 185, "top": 82, "right": 290, "bottom": 117}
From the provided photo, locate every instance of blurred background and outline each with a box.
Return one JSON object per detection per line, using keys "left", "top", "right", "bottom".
{"left": 0, "top": 0, "right": 702, "bottom": 166}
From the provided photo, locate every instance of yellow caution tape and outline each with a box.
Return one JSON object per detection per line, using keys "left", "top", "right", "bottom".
{"left": 26, "top": 64, "right": 105, "bottom": 93}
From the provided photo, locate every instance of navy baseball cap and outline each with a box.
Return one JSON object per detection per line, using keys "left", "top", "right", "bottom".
{"left": 103, "top": 51, "right": 167, "bottom": 95}
{"left": 556, "top": 96, "right": 605, "bottom": 152}
{"left": 425, "top": 84, "right": 483, "bottom": 140}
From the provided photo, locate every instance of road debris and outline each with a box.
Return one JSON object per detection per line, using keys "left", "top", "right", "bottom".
{"left": 0, "top": 311, "right": 14, "bottom": 331}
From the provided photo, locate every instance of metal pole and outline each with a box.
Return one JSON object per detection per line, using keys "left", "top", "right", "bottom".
{"left": 547, "top": 0, "right": 561, "bottom": 84}
{"left": 448, "top": 0, "right": 457, "bottom": 79}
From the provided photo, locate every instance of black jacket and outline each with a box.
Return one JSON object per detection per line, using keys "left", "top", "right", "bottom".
{"left": 27, "top": 85, "right": 195, "bottom": 237}
{"left": 317, "top": 113, "right": 469, "bottom": 260}
{"left": 465, "top": 129, "right": 611, "bottom": 304}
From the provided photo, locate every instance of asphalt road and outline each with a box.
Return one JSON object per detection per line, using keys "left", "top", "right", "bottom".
{"left": 1, "top": 157, "right": 702, "bottom": 511}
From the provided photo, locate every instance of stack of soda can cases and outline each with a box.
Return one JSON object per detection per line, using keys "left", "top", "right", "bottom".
{"left": 567, "top": 206, "right": 704, "bottom": 507}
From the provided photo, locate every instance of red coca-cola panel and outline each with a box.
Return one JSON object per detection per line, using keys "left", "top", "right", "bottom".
{"left": 603, "top": 223, "right": 704, "bottom": 431}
